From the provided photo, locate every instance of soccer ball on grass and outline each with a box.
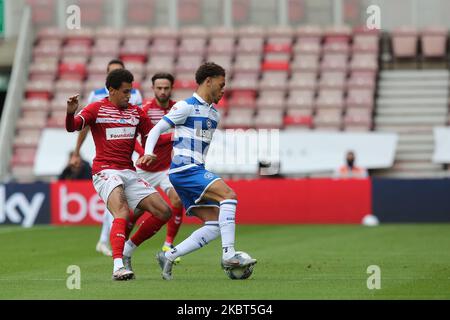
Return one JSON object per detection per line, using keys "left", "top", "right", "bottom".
{"left": 222, "top": 251, "right": 255, "bottom": 280}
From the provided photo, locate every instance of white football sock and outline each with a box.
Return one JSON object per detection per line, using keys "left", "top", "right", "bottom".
{"left": 165, "top": 221, "right": 220, "bottom": 261}
{"left": 219, "top": 200, "right": 237, "bottom": 260}
{"left": 99, "top": 210, "right": 114, "bottom": 244}
{"left": 113, "top": 258, "right": 124, "bottom": 272}
{"left": 122, "top": 240, "right": 137, "bottom": 257}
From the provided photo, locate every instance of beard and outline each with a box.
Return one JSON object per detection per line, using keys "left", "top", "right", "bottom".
{"left": 156, "top": 95, "right": 170, "bottom": 104}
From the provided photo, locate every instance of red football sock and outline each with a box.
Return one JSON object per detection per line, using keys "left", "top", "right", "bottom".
{"left": 165, "top": 206, "right": 184, "bottom": 245}
{"left": 110, "top": 218, "right": 127, "bottom": 259}
{"left": 130, "top": 213, "right": 166, "bottom": 246}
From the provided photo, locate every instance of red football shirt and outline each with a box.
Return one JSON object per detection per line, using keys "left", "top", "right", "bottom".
{"left": 136, "top": 98, "right": 176, "bottom": 172}
{"left": 66, "top": 98, "right": 151, "bottom": 175}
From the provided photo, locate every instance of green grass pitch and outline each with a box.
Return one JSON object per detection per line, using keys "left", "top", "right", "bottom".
{"left": 1, "top": 224, "right": 449, "bottom": 299}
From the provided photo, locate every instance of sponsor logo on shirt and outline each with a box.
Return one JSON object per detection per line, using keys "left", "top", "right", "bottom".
{"left": 106, "top": 127, "right": 136, "bottom": 140}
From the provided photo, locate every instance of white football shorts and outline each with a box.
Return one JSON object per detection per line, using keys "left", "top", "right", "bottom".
{"left": 136, "top": 168, "right": 174, "bottom": 195}
{"left": 93, "top": 169, "right": 157, "bottom": 212}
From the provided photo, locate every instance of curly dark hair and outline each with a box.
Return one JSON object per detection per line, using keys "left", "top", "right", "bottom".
{"left": 151, "top": 72, "right": 175, "bottom": 86}
{"left": 105, "top": 69, "right": 134, "bottom": 90}
{"left": 195, "top": 62, "right": 226, "bottom": 85}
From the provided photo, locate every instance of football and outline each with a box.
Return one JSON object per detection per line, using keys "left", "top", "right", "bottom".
{"left": 222, "top": 251, "right": 256, "bottom": 280}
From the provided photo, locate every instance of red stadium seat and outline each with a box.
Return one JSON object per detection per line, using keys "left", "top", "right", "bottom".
{"left": 261, "top": 61, "right": 290, "bottom": 71}
{"left": 58, "top": 62, "right": 87, "bottom": 79}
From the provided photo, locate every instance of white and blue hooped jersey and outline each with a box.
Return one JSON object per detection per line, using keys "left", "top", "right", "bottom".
{"left": 87, "top": 87, "right": 143, "bottom": 106}
{"left": 162, "top": 93, "right": 220, "bottom": 174}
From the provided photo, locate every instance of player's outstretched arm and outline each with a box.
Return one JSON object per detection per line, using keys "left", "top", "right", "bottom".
{"left": 138, "top": 119, "right": 172, "bottom": 166}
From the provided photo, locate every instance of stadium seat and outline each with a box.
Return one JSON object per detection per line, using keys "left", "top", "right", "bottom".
{"left": 256, "top": 90, "right": 286, "bottom": 110}
{"left": 258, "top": 71, "right": 288, "bottom": 91}
{"left": 286, "top": 90, "right": 315, "bottom": 110}
{"left": 207, "top": 37, "right": 236, "bottom": 55}
{"left": 254, "top": 109, "right": 284, "bottom": 129}
{"left": 320, "top": 53, "right": 348, "bottom": 71}
{"left": 293, "top": 39, "right": 322, "bottom": 55}
{"left": 392, "top": 26, "right": 418, "bottom": 58}
{"left": 352, "top": 34, "right": 379, "bottom": 53}
{"left": 295, "top": 25, "right": 323, "bottom": 39}
{"left": 54, "top": 80, "right": 83, "bottom": 95}
{"left": 58, "top": 62, "right": 87, "bottom": 80}
{"left": 261, "top": 61, "right": 290, "bottom": 71}
{"left": 345, "top": 88, "right": 374, "bottom": 109}
{"left": 206, "top": 54, "right": 233, "bottom": 73}
{"left": 13, "top": 128, "right": 42, "bottom": 148}
{"left": 291, "top": 54, "right": 319, "bottom": 72}
{"left": 313, "top": 108, "right": 343, "bottom": 131}
{"left": 350, "top": 53, "right": 378, "bottom": 72}
{"left": 421, "top": 26, "right": 448, "bottom": 58}
{"left": 284, "top": 108, "right": 313, "bottom": 129}
{"left": 236, "top": 37, "right": 264, "bottom": 54}
{"left": 146, "top": 56, "right": 175, "bottom": 75}
{"left": 233, "top": 54, "right": 262, "bottom": 73}
{"left": 347, "top": 71, "right": 376, "bottom": 89}
{"left": 343, "top": 108, "right": 373, "bottom": 131}
{"left": 21, "top": 98, "right": 50, "bottom": 112}
{"left": 288, "top": 72, "right": 317, "bottom": 90}
{"left": 178, "top": 38, "right": 207, "bottom": 56}
{"left": 229, "top": 72, "right": 259, "bottom": 91}
{"left": 315, "top": 89, "right": 344, "bottom": 109}
{"left": 123, "top": 26, "right": 153, "bottom": 40}
{"left": 175, "top": 55, "right": 204, "bottom": 73}
{"left": 227, "top": 91, "right": 257, "bottom": 110}
{"left": 318, "top": 71, "right": 347, "bottom": 90}
{"left": 25, "top": 80, "right": 54, "bottom": 100}
{"left": 11, "top": 147, "right": 37, "bottom": 166}
{"left": 222, "top": 109, "right": 255, "bottom": 129}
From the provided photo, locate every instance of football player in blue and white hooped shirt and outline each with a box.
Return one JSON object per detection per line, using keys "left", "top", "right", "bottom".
{"left": 140, "top": 62, "right": 257, "bottom": 280}
{"left": 72, "top": 59, "right": 143, "bottom": 258}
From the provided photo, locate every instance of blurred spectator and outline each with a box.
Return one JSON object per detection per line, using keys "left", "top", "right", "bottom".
{"left": 334, "top": 150, "right": 368, "bottom": 179}
{"left": 58, "top": 151, "right": 92, "bottom": 180}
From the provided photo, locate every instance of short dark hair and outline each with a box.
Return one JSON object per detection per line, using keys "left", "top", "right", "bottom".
{"left": 105, "top": 69, "right": 134, "bottom": 90}
{"left": 195, "top": 62, "right": 226, "bottom": 85}
{"left": 151, "top": 72, "right": 175, "bottom": 86}
{"left": 107, "top": 59, "right": 125, "bottom": 72}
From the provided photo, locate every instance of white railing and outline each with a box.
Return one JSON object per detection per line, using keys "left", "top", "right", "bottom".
{"left": 0, "top": 6, "right": 33, "bottom": 182}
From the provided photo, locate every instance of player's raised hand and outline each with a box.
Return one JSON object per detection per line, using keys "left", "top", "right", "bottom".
{"left": 137, "top": 153, "right": 157, "bottom": 166}
{"left": 67, "top": 94, "right": 80, "bottom": 114}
